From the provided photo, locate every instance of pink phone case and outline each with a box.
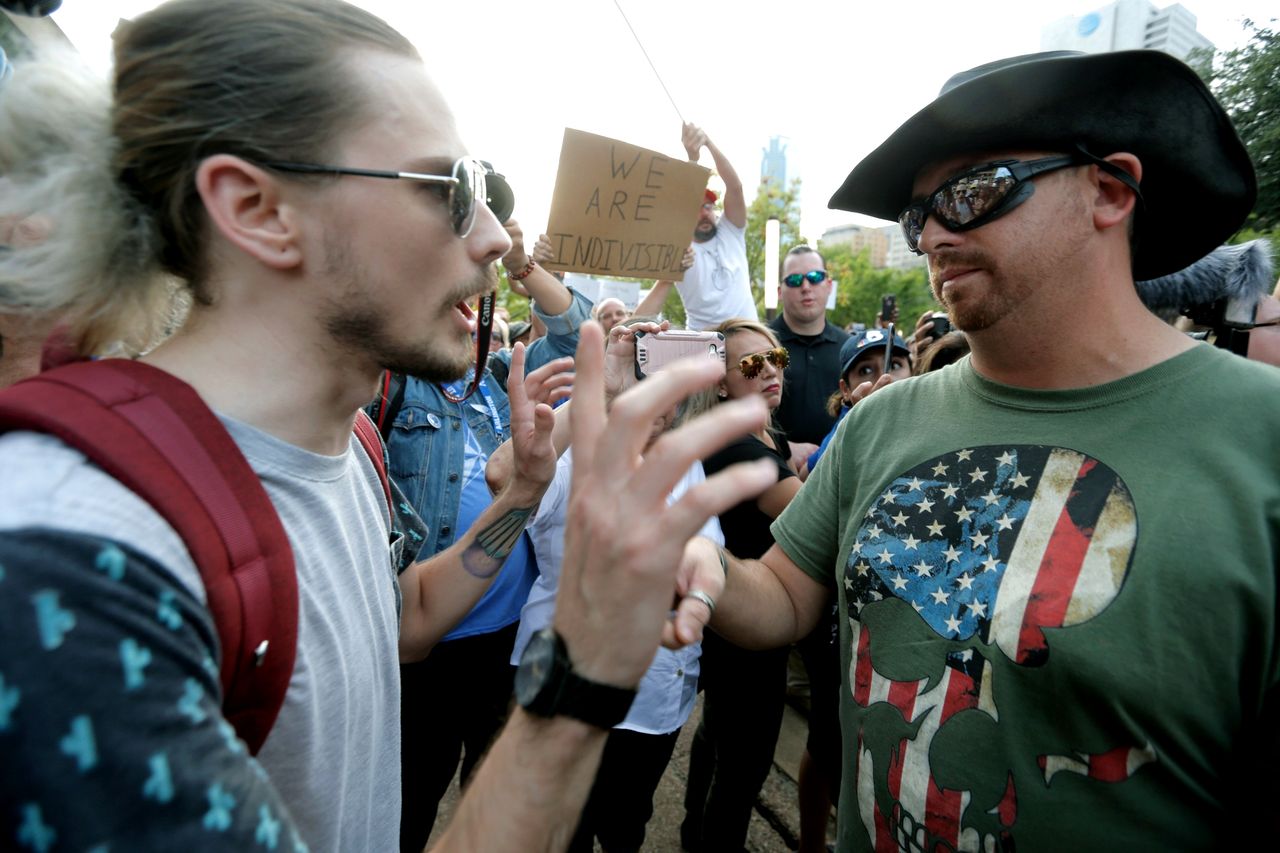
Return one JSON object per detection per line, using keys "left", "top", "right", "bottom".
{"left": 634, "top": 331, "right": 727, "bottom": 378}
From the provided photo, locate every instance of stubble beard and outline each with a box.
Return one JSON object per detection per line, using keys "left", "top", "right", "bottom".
{"left": 931, "top": 178, "right": 1092, "bottom": 335}
{"left": 928, "top": 249, "right": 1023, "bottom": 334}
{"left": 322, "top": 237, "right": 494, "bottom": 382}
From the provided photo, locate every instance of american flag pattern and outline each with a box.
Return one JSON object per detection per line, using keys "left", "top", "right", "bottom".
{"left": 845, "top": 445, "right": 1140, "bottom": 852}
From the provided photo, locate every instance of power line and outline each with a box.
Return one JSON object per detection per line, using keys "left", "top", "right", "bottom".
{"left": 612, "top": 0, "right": 684, "bottom": 124}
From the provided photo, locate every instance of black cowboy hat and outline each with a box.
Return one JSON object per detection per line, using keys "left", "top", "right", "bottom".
{"left": 828, "top": 50, "right": 1256, "bottom": 280}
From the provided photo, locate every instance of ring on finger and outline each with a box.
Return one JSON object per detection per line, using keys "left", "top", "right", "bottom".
{"left": 685, "top": 589, "right": 716, "bottom": 615}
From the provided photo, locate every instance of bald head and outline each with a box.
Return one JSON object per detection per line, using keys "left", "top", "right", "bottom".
{"left": 593, "top": 297, "right": 629, "bottom": 335}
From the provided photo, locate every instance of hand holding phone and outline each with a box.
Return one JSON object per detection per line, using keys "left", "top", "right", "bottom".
{"left": 880, "top": 293, "right": 897, "bottom": 327}
{"left": 928, "top": 313, "right": 951, "bottom": 340}
{"left": 634, "top": 330, "right": 727, "bottom": 379}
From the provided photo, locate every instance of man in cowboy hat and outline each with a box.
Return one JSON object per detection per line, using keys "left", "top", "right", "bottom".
{"left": 674, "top": 50, "right": 1280, "bottom": 849}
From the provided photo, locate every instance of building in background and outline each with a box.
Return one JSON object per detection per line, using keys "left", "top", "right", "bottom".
{"left": 1040, "top": 0, "right": 1213, "bottom": 61}
{"left": 882, "top": 226, "right": 929, "bottom": 271}
{"left": 819, "top": 224, "right": 890, "bottom": 268}
{"left": 760, "top": 136, "right": 788, "bottom": 188}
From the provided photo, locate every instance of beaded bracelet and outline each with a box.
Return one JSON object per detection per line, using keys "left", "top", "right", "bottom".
{"left": 507, "top": 259, "right": 537, "bottom": 282}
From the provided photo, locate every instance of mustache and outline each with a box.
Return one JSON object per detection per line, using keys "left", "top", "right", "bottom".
{"left": 929, "top": 249, "right": 994, "bottom": 285}
{"left": 450, "top": 264, "right": 499, "bottom": 306}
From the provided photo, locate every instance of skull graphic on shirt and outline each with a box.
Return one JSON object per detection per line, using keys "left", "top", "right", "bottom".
{"left": 843, "top": 446, "right": 1149, "bottom": 852}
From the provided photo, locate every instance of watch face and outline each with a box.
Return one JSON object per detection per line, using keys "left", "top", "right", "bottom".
{"left": 514, "top": 629, "right": 557, "bottom": 707}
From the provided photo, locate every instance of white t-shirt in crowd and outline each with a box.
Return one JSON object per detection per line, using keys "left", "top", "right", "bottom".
{"left": 676, "top": 216, "right": 757, "bottom": 330}
{"left": 513, "top": 449, "right": 724, "bottom": 734}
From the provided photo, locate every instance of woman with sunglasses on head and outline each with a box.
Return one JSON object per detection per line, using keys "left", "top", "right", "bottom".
{"left": 679, "top": 318, "right": 802, "bottom": 853}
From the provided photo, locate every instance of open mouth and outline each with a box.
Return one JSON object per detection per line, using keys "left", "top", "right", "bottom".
{"left": 453, "top": 299, "right": 477, "bottom": 334}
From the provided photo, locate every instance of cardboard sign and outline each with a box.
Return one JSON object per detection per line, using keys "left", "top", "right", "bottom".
{"left": 543, "top": 128, "right": 709, "bottom": 281}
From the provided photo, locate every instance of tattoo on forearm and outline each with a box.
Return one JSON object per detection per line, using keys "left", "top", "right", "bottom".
{"left": 460, "top": 506, "right": 534, "bottom": 578}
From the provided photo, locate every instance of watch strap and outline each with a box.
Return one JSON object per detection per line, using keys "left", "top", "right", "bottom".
{"left": 555, "top": 666, "right": 637, "bottom": 730}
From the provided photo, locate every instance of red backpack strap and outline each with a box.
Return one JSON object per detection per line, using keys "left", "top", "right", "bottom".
{"left": 353, "top": 409, "right": 392, "bottom": 528}
{"left": 367, "top": 370, "right": 406, "bottom": 444}
{"left": 0, "top": 359, "right": 297, "bottom": 755}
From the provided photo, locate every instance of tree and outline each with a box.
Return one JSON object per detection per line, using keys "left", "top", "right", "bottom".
{"left": 817, "top": 242, "right": 935, "bottom": 332}
{"left": 1198, "top": 19, "right": 1280, "bottom": 249}
{"left": 745, "top": 177, "right": 807, "bottom": 315}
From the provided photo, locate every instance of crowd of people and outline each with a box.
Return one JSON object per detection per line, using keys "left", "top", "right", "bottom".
{"left": 2, "top": 1, "right": 1278, "bottom": 852}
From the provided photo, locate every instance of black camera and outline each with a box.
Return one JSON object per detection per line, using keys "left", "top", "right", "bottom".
{"left": 479, "top": 161, "right": 514, "bottom": 224}
{"left": 927, "top": 313, "right": 951, "bottom": 340}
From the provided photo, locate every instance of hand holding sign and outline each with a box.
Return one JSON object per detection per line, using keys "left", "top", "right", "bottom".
{"left": 543, "top": 129, "right": 709, "bottom": 281}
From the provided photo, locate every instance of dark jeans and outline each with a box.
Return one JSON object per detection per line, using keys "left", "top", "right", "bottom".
{"left": 682, "top": 632, "right": 790, "bottom": 852}
{"left": 399, "top": 622, "right": 518, "bottom": 852}
{"left": 797, "top": 602, "right": 843, "bottom": 797}
{"left": 567, "top": 727, "right": 682, "bottom": 853}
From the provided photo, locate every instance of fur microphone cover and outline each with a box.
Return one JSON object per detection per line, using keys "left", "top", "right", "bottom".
{"left": 1136, "top": 240, "right": 1274, "bottom": 319}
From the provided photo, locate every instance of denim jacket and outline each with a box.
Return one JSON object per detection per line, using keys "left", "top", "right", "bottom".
{"left": 386, "top": 288, "right": 591, "bottom": 562}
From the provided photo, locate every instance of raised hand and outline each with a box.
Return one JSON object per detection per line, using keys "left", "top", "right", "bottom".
{"left": 603, "top": 319, "right": 669, "bottom": 400}
{"left": 502, "top": 219, "right": 533, "bottom": 297}
{"left": 504, "top": 342, "right": 573, "bottom": 501}
{"left": 553, "top": 322, "right": 775, "bottom": 689}
{"left": 682, "top": 122, "right": 709, "bottom": 161}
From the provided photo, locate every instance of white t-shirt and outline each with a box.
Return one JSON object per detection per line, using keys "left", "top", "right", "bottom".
{"left": 513, "top": 449, "right": 724, "bottom": 734}
{"left": 675, "top": 216, "right": 757, "bottom": 330}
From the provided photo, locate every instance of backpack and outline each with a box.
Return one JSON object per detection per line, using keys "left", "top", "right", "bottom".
{"left": 0, "top": 358, "right": 391, "bottom": 754}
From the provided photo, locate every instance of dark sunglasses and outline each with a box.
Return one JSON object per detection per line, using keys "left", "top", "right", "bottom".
{"left": 261, "top": 155, "right": 503, "bottom": 237}
{"left": 898, "top": 148, "right": 1142, "bottom": 254}
{"left": 732, "top": 346, "right": 789, "bottom": 379}
{"left": 782, "top": 269, "right": 829, "bottom": 288}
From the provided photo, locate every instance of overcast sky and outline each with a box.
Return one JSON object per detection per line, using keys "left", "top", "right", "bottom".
{"left": 54, "top": 0, "right": 1275, "bottom": 241}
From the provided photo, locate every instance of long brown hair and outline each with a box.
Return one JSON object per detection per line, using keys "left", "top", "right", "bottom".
{"left": 112, "top": 0, "right": 419, "bottom": 300}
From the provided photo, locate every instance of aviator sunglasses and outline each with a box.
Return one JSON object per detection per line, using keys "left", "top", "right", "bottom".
{"left": 733, "top": 346, "right": 789, "bottom": 379}
{"left": 261, "top": 155, "right": 508, "bottom": 237}
{"left": 782, "top": 269, "right": 829, "bottom": 288}
{"left": 898, "top": 147, "right": 1142, "bottom": 254}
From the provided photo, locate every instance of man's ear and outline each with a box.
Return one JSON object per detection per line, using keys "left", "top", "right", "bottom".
{"left": 1092, "top": 152, "right": 1142, "bottom": 231}
{"left": 195, "top": 154, "right": 304, "bottom": 270}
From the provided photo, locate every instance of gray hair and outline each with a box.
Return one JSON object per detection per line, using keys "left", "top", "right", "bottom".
{"left": 0, "top": 43, "right": 173, "bottom": 357}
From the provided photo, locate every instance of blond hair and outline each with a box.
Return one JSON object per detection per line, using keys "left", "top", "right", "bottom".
{"left": 681, "top": 317, "right": 784, "bottom": 426}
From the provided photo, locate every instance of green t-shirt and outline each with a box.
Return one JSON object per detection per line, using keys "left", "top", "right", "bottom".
{"left": 773, "top": 345, "right": 1280, "bottom": 851}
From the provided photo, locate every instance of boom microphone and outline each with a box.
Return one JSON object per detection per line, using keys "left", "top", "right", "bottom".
{"left": 1136, "top": 240, "right": 1273, "bottom": 315}
{"left": 1136, "top": 240, "right": 1275, "bottom": 356}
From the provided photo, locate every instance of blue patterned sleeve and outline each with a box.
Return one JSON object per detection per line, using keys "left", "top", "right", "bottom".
{"left": 0, "top": 528, "right": 309, "bottom": 852}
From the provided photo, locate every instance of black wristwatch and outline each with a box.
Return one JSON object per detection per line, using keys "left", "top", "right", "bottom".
{"left": 514, "top": 627, "right": 637, "bottom": 729}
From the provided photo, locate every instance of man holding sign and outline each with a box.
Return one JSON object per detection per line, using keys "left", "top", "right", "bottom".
{"left": 639, "top": 123, "right": 757, "bottom": 330}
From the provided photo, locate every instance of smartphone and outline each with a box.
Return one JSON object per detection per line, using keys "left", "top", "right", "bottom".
{"left": 880, "top": 293, "right": 897, "bottom": 324}
{"left": 883, "top": 323, "right": 895, "bottom": 375}
{"left": 929, "top": 312, "right": 951, "bottom": 339}
{"left": 634, "top": 330, "right": 726, "bottom": 379}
